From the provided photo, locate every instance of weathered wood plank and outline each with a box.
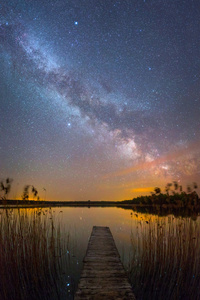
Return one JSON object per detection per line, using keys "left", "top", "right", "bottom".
{"left": 74, "top": 226, "right": 136, "bottom": 300}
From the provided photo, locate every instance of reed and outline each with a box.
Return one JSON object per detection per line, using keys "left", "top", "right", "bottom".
{"left": 128, "top": 215, "right": 200, "bottom": 299}
{"left": 0, "top": 208, "right": 72, "bottom": 300}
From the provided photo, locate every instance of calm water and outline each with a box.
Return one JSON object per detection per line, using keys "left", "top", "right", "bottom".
{"left": 56, "top": 206, "right": 136, "bottom": 290}
{"left": 1, "top": 206, "right": 200, "bottom": 299}
{"left": 52, "top": 206, "right": 200, "bottom": 298}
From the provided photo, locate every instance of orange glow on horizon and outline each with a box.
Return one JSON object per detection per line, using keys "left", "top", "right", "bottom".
{"left": 130, "top": 187, "right": 155, "bottom": 194}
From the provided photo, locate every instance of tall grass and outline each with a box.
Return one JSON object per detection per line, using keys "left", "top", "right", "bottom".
{"left": 128, "top": 215, "right": 200, "bottom": 299}
{"left": 0, "top": 208, "right": 73, "bottom": 300}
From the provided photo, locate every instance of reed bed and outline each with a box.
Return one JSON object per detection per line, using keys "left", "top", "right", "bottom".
{"left": 128, "top": 215, "right": 200, "bottom": 300}
{"left": 0, "top": 208, "right": 72, "bottom": 300}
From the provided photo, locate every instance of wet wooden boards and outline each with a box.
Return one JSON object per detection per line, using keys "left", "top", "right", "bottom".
{"left": 75, "top": 226, "right": 136, "bottom": 300}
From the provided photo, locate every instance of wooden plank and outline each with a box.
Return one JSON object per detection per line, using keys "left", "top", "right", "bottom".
{"left": 75, "top": 226, "right": 136, "bottom": 300}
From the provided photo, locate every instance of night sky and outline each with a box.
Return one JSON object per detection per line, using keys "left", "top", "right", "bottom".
{"left": 0, "top": 0, "right": 200, "bottom": 201}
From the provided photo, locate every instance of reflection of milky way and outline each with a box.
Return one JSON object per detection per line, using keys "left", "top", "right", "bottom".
{"left": 0, "top": 1, "right": 200, "bottom": 201}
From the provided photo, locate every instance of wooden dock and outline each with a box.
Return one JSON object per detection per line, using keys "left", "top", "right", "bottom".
{"left": 75, "top": 226, "right": 136, "bottom": 300}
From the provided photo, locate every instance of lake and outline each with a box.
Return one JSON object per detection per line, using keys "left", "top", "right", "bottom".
{"left": 0, "top": 206, "right": 200, "bottom": 299}
{"left": 55, "top": 206, "right": 136, "bottom": 298}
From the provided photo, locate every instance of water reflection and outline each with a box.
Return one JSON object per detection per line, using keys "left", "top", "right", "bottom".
{"left": 59, "top": 207, "right": 135, "bottom": 271}
{"left": 0, "top": 207, "right": 199, "bottom": 299}
{"left": 128, "top": 212, "right": 200, "bottom": 299}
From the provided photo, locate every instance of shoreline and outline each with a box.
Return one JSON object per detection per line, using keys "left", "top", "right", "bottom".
{"left": 0, "top": 200, "right": 200, "bottom": 218}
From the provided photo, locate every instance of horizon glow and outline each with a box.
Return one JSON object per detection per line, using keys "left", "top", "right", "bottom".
{"left": 0, "top": 0, "right": 200, "bottom": 201}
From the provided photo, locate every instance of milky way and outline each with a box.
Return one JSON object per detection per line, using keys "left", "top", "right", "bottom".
{"left": 0, "top": 0, "right": 200, "bottom": 201}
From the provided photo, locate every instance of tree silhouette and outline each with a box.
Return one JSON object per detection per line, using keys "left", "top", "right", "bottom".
{"left": 32, "top": 186, "right": 38, "bottom": 199}
{"left": 0, "top": 178, "right": 13, "bottom": 199}
{"left": 22, "top": 185, "right": 30, "bottom": 201}
{"left": 193, "top": 182, "right": 198, "bottom": 190}
{"left": 173, "top": 181, "right": 179, "bottom": 191}
{"left": 165, "top": 183, "right": 172, "bottom": 195}
{"left": 154, "top": 187, "right": 161, "bottom": 194}
{"left": 22, "top": 185, "right": 40, "bottom": 201}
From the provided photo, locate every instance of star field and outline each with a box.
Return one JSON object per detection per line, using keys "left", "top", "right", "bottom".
{"left": 0, "top": 0, "right": 200, "bottom": 201}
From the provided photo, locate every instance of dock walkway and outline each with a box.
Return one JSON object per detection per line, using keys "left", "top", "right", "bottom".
{"left": 75, "top": 226, "right": 135, "bottom": 300}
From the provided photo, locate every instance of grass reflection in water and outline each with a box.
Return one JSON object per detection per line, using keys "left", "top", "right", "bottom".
{"left": 0, "top": 208, "right": 73, "bottom": 300}
{"left": 129, "top": 215, "right": 200, "bottom": 300}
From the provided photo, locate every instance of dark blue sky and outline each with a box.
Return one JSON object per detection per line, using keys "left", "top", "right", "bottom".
{"left": 0, "top": 0, "right": 200, "bottom": 200}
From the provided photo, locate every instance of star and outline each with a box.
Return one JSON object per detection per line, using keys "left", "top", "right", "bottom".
{"left": 0, "top": 0, "right": 199, "bottom": 201}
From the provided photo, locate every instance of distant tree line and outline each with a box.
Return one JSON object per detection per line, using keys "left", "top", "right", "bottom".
{"left": 122, "top": 181, "right": 199, "bottom": 208}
